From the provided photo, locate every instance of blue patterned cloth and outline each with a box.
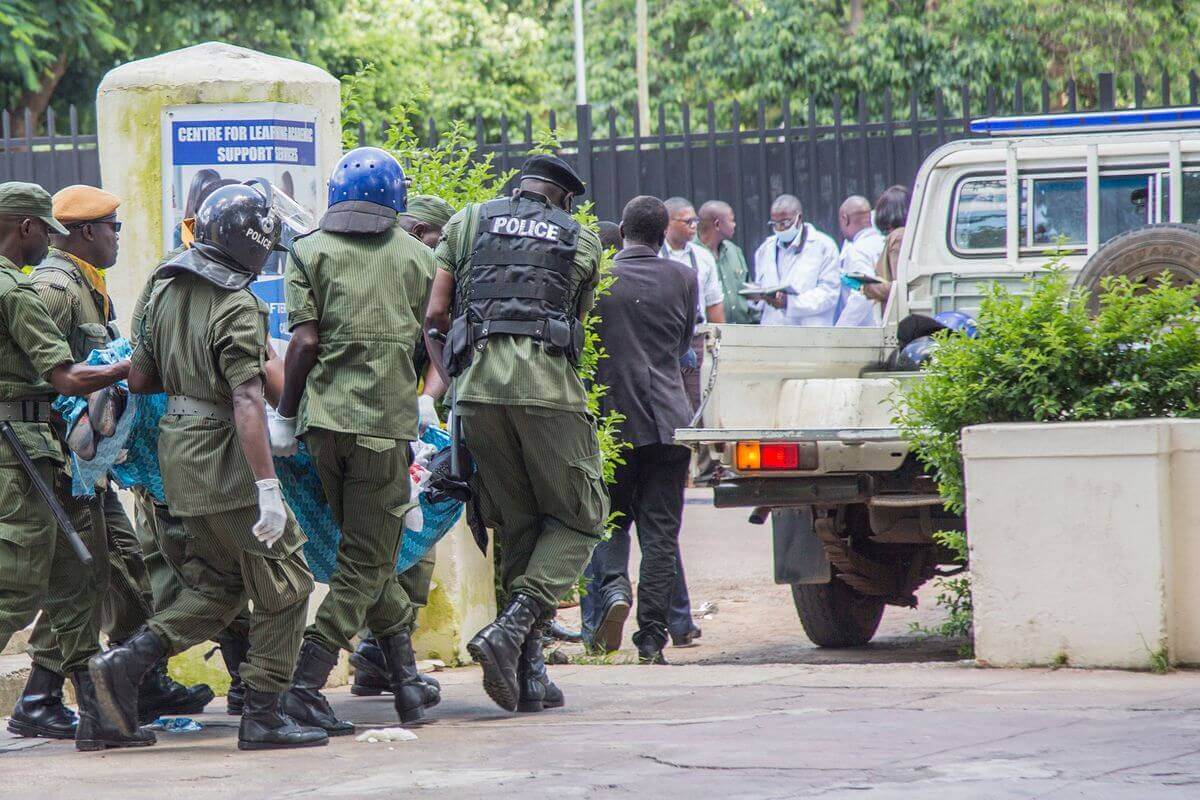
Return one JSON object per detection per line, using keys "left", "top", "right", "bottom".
{"left": 61, "top": 341, "right": 462, "bottom": 583}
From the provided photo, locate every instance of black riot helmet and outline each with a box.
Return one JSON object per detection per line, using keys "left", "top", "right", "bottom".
{"left": 192, "top": 180, "right": 281, "bottom": 274}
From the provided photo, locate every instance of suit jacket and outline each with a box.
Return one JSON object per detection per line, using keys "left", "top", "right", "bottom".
{"left": 595, "top": 244, "right": 698, "bottom": 449}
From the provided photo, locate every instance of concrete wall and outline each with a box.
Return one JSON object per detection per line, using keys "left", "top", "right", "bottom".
{"left": 964, "top": 419, "right": 1200, "bottom": 669}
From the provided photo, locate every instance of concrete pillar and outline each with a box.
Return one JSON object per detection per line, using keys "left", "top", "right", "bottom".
{"left": 414, "top": 524, "right": 497, "bottom": 665}
{"left": 96, "top": 41, "right": 342, "bottom": 332}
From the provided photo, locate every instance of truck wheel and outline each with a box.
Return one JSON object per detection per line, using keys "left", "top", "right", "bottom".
{"left": 791, "top": 575, "right": 886, "bottom": 648}
{"left": 1074, "top": 223, "right": 1200, "bottom": 312}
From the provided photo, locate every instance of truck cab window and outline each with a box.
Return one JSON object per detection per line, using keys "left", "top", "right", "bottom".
{"left": 953, "top": 178, "right": 1007, "bottom": 251}
{"left": 1025, "top": 178, "right": 1085, "bottom": 247}
{"left": 1098, "top": 174, "right": 1153, "bottom": 242}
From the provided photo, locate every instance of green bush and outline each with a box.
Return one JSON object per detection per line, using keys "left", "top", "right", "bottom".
{"left": 896, "top": 261, "right": 1200, "bottom": 515}
{"left": 896, "top": 260, "right": 1200, "bottom": 648}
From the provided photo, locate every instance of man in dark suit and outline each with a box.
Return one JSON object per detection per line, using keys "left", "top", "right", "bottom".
{"left": 580, "top": 196, "right": 698, "bottom": 665}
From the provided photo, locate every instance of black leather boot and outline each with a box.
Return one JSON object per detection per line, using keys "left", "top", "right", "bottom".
{"left": 238, "top": 688, "right": 329, "bottom": 751}
{"left": 137, "top": 659, "right": 215, "bottom": 724}
{"left": 517, "top": 624, "right": 564, "bottom": 713}
{"left": 378, "top": 631, "right": 433, "bottom": 724}
{"left": 87, "top": 628, "right": 168, "bottom": 737}
{"left": 633, "top": 629, "right": 669, "bottom": 665}
{"left": 7, "top": 664, "right": 78, "bottom": 739}
{"left": 279, "top": 640, "right": 355, "bottom": 736}
{"left": 71, "top": 670, "right": 156, "bottom": 751}
{"left": 467, "top": 593, "right": 542, "bottom": 712}
{"left": 351, "top": 636, "right": 441, "bottom": 702}
{"left": 215, "top": 629, "right": 250, "bottom": 715}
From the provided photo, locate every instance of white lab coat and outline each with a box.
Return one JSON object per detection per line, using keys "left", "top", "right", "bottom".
{"left": 835, "top": 227, "right": 887, "bottom": 327}
{"left": 752, "top": 224, "right": 841, "bottom": 326}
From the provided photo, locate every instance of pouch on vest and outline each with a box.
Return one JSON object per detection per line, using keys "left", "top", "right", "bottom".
{"left": 443, "top": 314, "right": 473, "bottom": 378}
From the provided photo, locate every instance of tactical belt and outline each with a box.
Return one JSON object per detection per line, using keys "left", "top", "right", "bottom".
{"left": 471, "top": 319, "right": 547, "bottom": 340}
{"left": 0, "top": 399, "right": 57, "bottom": 423}
{"left": 165, "top": 395, "right": 234, "bottom": 423}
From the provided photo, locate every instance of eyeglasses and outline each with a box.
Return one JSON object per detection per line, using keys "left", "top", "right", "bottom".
{"left": 70, "top": 220, "right": 122, "bottom": 232}
{"left": 673, "top": 216, "right": 700, "bottom": 227}
{"left": 767, "top": 215, "right": 800, "bottom": 231}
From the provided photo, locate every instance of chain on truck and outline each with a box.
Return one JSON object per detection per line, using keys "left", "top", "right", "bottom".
{"left": 678, "top": 107, "right": 1200, "bottom": 647}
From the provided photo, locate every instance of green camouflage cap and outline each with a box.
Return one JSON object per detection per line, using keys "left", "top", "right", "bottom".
{"left": 0, "top": 181, "right": 68, "bottom": 234}
{"left": 404, "top": 195, "right": 455, "bottom": 229}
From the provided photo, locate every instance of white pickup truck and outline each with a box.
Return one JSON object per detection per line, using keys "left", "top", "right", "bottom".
{"left": 679, "top": 107, "right": 1200, "bottom": 647}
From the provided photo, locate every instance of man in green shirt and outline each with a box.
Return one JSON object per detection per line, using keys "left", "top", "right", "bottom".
{"left": 425, "top": 155, "right": 609, "bottom": 713}
{"left": 16, "top": 185, "right": 213, "bottom": 740}
{"left": 0, "top": 181, "right": 144, "bottom": 751}
{"left": 350, "top": 192, "right": 456, "bottom": 702}
{"left": 88, "top": 182, "right": 326, "bottom": 752}
{"left": 269, "top": 149, "right": 436, "bottom": 732}
{"left": 698, "top": 200, "right": 757, "bottom": 324}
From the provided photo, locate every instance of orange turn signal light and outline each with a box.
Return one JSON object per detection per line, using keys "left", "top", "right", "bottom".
{"left": 735, "top": 441, "right": 817, "bottom": 471}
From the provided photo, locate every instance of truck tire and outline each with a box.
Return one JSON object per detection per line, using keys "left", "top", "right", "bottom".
{"left": 791, "top": 575, "right": 886, "bottom": 648}
{"left": 1074, "top": 223, "right": 1200, "bottom": 312}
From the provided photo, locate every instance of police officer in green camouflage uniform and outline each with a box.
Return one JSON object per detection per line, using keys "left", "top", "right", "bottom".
{"left": 424, "top": 155, "right": 609, "bottom": 713}
{"left": 270, "top": 150, "right": 436, "bottom": 732}
{"left": 88, "top": 182, "right": 326, "bottom": 752}
{"left": 126, "top": 185, "right": 255, "bottom": 717}
{"left": 13, "top": 186, "right": 214, "bottom": 740}
{"left": 349, "top": 193, "right": 456, "bottom": 700}
{"left": 0, "top": 181, "right": 148, "bottom": 751}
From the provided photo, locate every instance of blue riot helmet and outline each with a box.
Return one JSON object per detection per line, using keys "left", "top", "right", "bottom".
{"left": 328, "top": 147, "right": 407, "bottom": 213}
{"left": 934, "top": 310, "right": 979, "bottom": 338}
{"left": 892, "top": 335, "right": 940, "bottom": 371}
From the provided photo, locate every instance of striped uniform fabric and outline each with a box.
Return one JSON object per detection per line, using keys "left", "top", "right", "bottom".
{"left": 148, "top": 505, "right": 312, "bottom": 693}
{"left": 285, "top": 226, "right": 436, "bottom": 440}
{"left": 130, "top": 273, "right": 269, "bottom": 516}
{"left": 0, "top": 259, "right": 103, "bottom": 673}
{"left": 458, "top": 402, "right": 608, "bottom": 610}
{"left": 31, "top": 251, "right": 155, "bottom": 667}
{"left": 133, "top": 268, "right": 314, "bottom": 692}
{"left": 433, "top": 206, "right": 602, "bottom": 413}
{"left": 285, "top": 224, "right": 436, "bottom": 653}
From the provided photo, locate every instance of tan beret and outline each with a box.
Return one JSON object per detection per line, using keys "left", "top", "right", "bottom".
{"left": 52, "top": 184, "right": 121, "bottom": 224}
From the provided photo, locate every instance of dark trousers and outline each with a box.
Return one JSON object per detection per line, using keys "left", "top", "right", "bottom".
{"left": 581, "top": 444, "right": 690, "bottom": 644}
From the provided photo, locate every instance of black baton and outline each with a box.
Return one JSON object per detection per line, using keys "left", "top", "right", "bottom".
{"left": 0, "top": 420, "right": 93, "bottom": 567}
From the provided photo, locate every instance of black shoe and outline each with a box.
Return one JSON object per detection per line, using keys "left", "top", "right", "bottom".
{"left": 137, "top": 659, "right": 215, "bottom": 724}
{"left": 634, "top": 630, "right": 669, "bottom": 665}
{"left": 87, "top": 628, "right": 168, "bottom": 738}
{"left": 670, "top": 625, "right": 702, "bottom": 648}
{"left": 351, "top": 637, "right": 441, "bottom": 703}
{"left": 279, "top": 640, "right": 355, "bottom": 736}
{"left": 546, "top": 621, "right": 583, "bottom": 644}
{"left": 7, "top": 664, "right": 78, "bottom": 739}
{"left": 215, "top": 629, "right": 250, "bottom": 715}
{"left": 71, "top": 670, "right": 156, "bottom": 751}
{"left": 238, "top": 688, "right": 328, "bottom": 751}
{"left": 379, "top": 631, "right": 436, "bottom": 725}
{"left": 467, "top": 593, "right": 543, "bottom": 712}
{"left": 518, "top": 624, "right": 564, "bottom": 713}
{"left": 591, "top": 591, "right": 631, "bottom": 654}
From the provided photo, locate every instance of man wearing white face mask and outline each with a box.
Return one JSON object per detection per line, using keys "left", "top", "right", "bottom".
{"left": 751, "top": 195, "right": 840, "bottom": 326}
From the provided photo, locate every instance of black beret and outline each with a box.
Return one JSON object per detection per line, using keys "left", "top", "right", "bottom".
{"left": 520, "top": 154, "right": 585, "bottom": 196}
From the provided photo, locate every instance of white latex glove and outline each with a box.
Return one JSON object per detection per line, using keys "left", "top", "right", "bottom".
{"left": 253, "top": 479, "right": 287, "bottom": 549}
{"left": 417, "top": 394, "right": 440, "bottom": 434}
{"left": 268, "top": 409, "right": 299, "bottom": 457}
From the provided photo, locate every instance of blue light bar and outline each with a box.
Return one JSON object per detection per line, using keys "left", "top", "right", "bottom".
{"left": 970, "top": 107, "right": 1200, "bottom": 136}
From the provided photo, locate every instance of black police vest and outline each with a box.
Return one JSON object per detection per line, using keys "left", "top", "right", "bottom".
{"left": 461, "top": 193, "right": 581, "bottom": 357}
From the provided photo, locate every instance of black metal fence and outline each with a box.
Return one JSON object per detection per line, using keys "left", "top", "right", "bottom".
{"left": 3, "top": 71, "right": 1194, "bottom": 253}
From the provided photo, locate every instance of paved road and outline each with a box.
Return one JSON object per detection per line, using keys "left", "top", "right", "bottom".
{"left": 4, "top": 492, "right": 1199, "bottom": 798}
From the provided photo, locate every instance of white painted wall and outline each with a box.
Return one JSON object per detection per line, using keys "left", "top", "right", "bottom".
{"left": 964, "top": 419, "right": 1200, "bottom": 669}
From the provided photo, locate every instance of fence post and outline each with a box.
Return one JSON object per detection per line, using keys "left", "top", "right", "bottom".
{"left": 856, "top": 92, "right": 869, "bottom": 196}
{"left": 1191, "top": 72, "right": 1199, "bottom": 105}
{"left": 1161, "top": 71, "right": 1171, "bottom": 107}
{"left": 608, "top": 106, "right": 620, "bottom": 213}
{"left": 731, "top": 101, "right": 745, "bottom": 235}
{"left": 757, "top": 101, "right": 769, "bottom": 220}
{"left": 960, "top": 84, "right": 971, "bottom": 135}
{"left": 575, "top": 104, "right": 593, "bottom": 200}
{"left": 657, "top": 104, "right": 668, "bottom": 200}
{"left": 1098, "top": 73, "right": 1115, "bottom": 110}
{"left": 23, "top": 108, "right": 34, "bottom": 180}
{"left": 70, "top": 105, "right": 82, "bottom": 183}
{"left": 705, "top": 102, "right": 718, "bottom": 204}
{"left": 805, "top": 96, "right": 817, "bottom": 219}
{"left": 682, "top": 103, "right": 695, "bottom": 203}
{"left": 781, "top": 96, "right": 795, "bottom": 198}
{"left": 1134, "top": 74, "right": 1145, "bottom": 108}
